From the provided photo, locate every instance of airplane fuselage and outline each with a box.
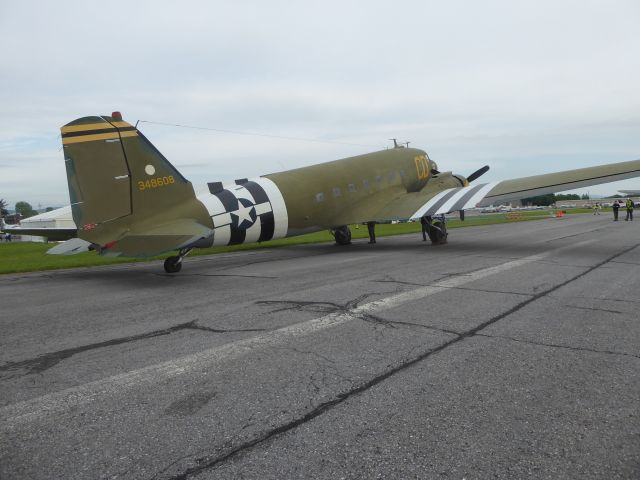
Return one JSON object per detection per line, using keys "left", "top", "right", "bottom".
{"left": 193, "top": 147, "right": 462, "bottom": 248}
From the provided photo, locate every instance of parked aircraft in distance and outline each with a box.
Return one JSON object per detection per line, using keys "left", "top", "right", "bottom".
{"left": 618, "top": 190, "right": 640, "bottom": 196}
{"left": 6, "top": 112, "right": 640, "bottom": 273}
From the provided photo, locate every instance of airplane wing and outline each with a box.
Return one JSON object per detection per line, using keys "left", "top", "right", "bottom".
{"left": 408, "top": 158, "right": 640, "bottom": 219}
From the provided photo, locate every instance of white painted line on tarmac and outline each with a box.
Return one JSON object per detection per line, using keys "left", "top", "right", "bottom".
{"left": 0, "top": 240, "right": 593, "bottom": 425}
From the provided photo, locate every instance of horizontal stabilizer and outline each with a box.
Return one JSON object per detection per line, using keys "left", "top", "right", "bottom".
{"left": 98, "top": 219, "right": 214, "bottom": 257}
{"left": 47, "top": 238, "right": 93, "bottom": 255}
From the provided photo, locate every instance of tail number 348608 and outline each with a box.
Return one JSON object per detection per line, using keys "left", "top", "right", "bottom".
{"left": 137, "top": 175, "right": 175, "bottom": 191}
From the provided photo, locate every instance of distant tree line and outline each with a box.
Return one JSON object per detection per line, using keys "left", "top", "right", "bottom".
{"left": 521, "top": 193, "right": 590, "bottom": 206}
{"left": 520, "top": 192, "right": 640, "bottom": 206}
{"left": 1, "top": 199, "right": 53, "bottom": 224}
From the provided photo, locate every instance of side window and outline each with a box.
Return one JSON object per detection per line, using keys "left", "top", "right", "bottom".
{"left": 332, "top": 187, "right": 342, "bottom": 198}
{"left": 315, "top": 192, "right": 325, "bottom": 202}
{"left": 348, "top": 183, "right": 356, "bottom": 193}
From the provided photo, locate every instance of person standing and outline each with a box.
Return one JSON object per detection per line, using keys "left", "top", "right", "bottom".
{"left": 625, "top": 198, "right": 634, "bottom": 221}
{"left": 420, "top": 216, "right": 429, "bottom": 241}
{"left": 593, "top": 203, "right": 601, "bottom": 215}
{"left": 367, "top": 221, "right": 376, "bottom": 244}
{"left": 612, "top": 200, "right": 620, "bottom": 221}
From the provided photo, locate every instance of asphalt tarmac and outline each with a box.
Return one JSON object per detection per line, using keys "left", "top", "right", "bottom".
{"left": 1, "top": 213, "right": 639, "bottom": 479}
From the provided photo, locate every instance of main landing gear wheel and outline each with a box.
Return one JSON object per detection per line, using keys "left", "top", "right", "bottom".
{"left": 332, "top": 225, "right": 352, "bottom": 245}
{"left": 426, "top": 216, "right": 448, "bottom": 245}
{"left": 164, "top": 256, "right": 182, "bottom": 273}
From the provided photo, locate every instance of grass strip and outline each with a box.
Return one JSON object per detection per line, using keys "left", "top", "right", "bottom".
{"left": 0, "top": 209, "right": 594, "bottom": 274}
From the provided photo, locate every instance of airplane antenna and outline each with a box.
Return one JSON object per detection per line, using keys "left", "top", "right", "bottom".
{"left": 137, "top": 120, "right": 382, "bottom": 149}
{"left": 389, "top": 139, "right": 409, "bottom": 149}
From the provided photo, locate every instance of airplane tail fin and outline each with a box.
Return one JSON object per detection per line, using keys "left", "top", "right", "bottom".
{"left": 61, "top": 112, "right": 211, "bottom": 256}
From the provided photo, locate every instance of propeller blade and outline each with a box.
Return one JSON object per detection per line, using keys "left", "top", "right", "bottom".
{"left": 467, "top": 165, "right": 490, "bottom": 183}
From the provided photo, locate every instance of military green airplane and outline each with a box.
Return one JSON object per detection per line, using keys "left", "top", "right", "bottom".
{"left": 7, "top": 112, "right": 640, "bottom": 273}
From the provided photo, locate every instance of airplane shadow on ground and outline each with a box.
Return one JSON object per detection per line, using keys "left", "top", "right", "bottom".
{"left": 40, "top": 232, "right": 625, "bottom": 287}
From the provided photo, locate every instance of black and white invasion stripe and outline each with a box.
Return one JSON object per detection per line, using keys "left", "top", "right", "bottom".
{"left": 410, "top": 182, "right": 498, "bottom": 219}
{"left": 198, "top": 178, "right": 288, "bottom": 247}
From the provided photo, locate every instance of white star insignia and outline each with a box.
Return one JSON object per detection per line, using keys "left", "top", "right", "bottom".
{"left": 234, "top": 203, "right": 255, "bottom": 225}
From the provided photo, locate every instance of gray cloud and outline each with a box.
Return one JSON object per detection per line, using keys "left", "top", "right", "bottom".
{"left": 1, "top": 0, "right": 639, "bottom": 205}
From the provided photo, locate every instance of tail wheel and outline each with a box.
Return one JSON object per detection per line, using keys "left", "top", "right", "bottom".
{"left": 333, "top": 226, "right": 352, "bottom": 245}
{"left": 164, "top": 256, "right": 183, "bottom": 273}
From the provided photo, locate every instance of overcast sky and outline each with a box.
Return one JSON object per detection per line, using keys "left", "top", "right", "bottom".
{"left": 1, "top": 0, "right": 639, "bottom": 208}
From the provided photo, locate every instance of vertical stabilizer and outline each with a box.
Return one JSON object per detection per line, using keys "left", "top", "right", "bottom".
{"left": 61, "top": 113, "right": 211, "bottom": 255}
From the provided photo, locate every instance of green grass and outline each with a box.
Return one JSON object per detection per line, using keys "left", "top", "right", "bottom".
{"left": 0, "top": 209, "right": 595, "bottom": 274}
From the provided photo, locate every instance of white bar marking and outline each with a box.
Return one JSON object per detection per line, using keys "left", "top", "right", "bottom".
{"left": 435, "top": 181, "right": 499, "bottom": 214}
{"left": 410, "top": 188, "right": 455, "bottom": 219}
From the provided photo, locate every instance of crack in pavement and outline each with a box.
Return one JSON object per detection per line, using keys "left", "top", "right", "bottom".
{"left": 548, "top": 294, "right": 640, "bottom": 306}
{"left": 608, "top": 260, "right": 640, "bottom": 266}
{"left": 532, "top": 259, "right": 598, "bottom": 268}
{"left": 541, "top": 224, "right": 612, "bottom": 242}
{"left": 0, "top": 321, "right": 267, "bottom": 379}
{"left": 440, "top": 285, "right": 533, "bottom": 297}
{"left": 357, "top": 313, "right": 461, "bottom": 336}
{"left": 257, "top": 300, "right": 346, "bottom": 314}
{"left": 476, "top": 333, "right": 640, "bottom": 360}
{"left": 373, "top": 279, "right": 427, "bottom": 287}
{"left": 256, "top": 291, "right": 397, "bottom": 316}
{"left": 257, "top": 292, "right": 458, "bottom": 338}
{"left": 186, "top": 324, "right": 266, "bottom": 334}
{"left": 155, "top": 241, "right": 640, "bottom": 480}
{"left": 565, "top": 304, "right": 624, "bottom": 314}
